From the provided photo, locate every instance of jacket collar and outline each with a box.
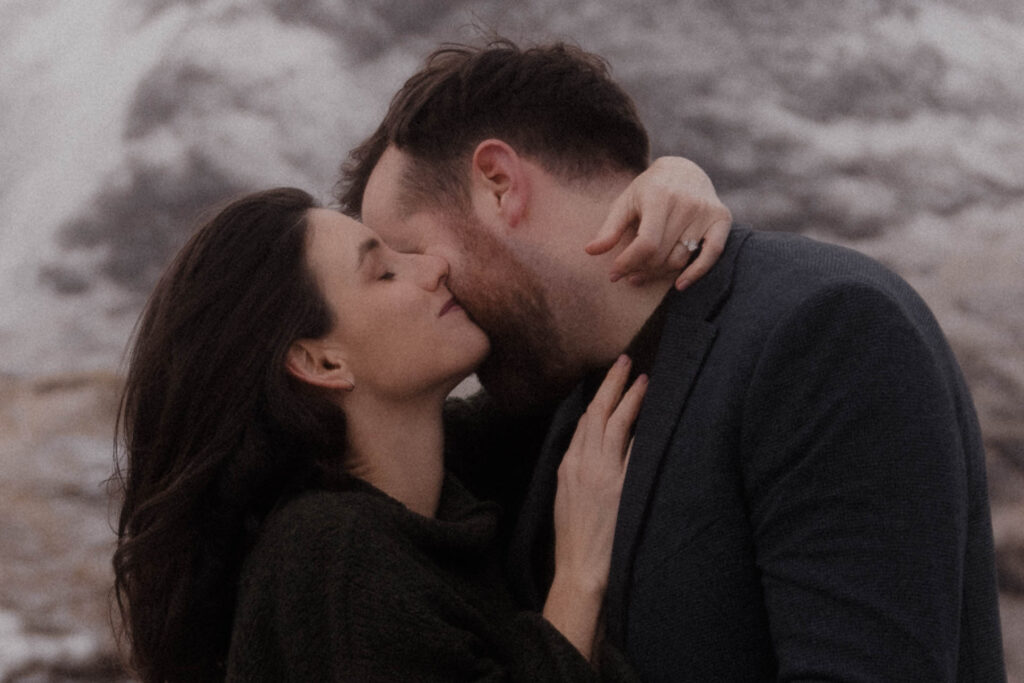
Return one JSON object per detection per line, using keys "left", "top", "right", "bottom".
{"left": 604, "top": 225, "right": 751, "bottom": 643}
{"left": 508, "top": 226, "right": 752, "bottom": 623}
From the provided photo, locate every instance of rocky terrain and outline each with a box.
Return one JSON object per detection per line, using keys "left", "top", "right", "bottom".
{"left": 1, "top": 0, "right": 1021, "bottom": 679}
{"left": 0, "top": 373, "right": 127, "bottom": 681}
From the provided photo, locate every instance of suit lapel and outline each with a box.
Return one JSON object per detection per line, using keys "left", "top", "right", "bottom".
{"left": 508, "top": 227, "right": 752, "bottom": 630}
{"left": 605, "top": 227, "right": 751, "bottom": 644}
{"left": 604, "top": 315, "right": 717, "bottom": 641}
{"left": 507, "top": 381, "right": 590, "bottom": 609}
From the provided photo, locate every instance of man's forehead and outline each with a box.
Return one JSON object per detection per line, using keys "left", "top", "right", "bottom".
{"left": 362, "top": 146, "right": 407, "bottom": 220}
{"left": 363, "top": 146, "right": 455, "bottom": 248}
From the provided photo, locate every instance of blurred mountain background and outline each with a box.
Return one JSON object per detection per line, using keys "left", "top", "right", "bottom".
{"left": 1, "top": 0, "right": 1022, "bottom": 679}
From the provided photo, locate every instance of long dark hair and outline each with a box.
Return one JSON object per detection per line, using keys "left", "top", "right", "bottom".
{"left": 112, "top": 187, "right": 344, "bottom": 682}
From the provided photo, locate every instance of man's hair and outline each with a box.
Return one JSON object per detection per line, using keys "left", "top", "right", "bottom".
{"left": 337, "top": 38, "right": 650, "bottom": 218}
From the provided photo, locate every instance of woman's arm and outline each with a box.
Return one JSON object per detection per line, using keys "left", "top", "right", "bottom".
{"left": 543, "top": 356, "right": 647, "bottom": 661}
{"left": 587, "top": 156, "right": 732, "bottom": 290}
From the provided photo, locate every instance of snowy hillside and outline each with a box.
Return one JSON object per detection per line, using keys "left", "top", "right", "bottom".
{"left": 1, "top": 0, "right": 1021, "bottom": 678}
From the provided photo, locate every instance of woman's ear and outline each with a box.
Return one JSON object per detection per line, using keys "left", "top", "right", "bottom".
{"left": 471, "top": 139, "right": 528, "bottom": 228}
{"left": 285, "top": 340, "right": 355, "bottom": 392}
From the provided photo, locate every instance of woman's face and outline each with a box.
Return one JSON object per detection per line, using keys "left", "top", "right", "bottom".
{"left": 303, "top": 208, "right": 490, "bottom": 399}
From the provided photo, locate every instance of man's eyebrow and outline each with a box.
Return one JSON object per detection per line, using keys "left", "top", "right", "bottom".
{"left": 356, "top": 238, "right": 380, "bottom": 268}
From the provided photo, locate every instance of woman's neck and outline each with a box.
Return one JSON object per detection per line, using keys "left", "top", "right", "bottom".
{"left": 341, "top": 392, "right": 447, "bottom": 518}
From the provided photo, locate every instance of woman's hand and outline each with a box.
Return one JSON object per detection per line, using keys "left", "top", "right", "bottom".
{"left": 542, "top": 355, "right": 648, "bottom": 661}
{"left": 586, "top": 156, "right": 732, "bottom": 291}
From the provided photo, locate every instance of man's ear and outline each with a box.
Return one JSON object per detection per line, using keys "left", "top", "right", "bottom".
{"left": 470, "top": 139, "right": 528, "bottom": 228}
{"left": 285, "top": 339, "right": 355, "bottom": 392}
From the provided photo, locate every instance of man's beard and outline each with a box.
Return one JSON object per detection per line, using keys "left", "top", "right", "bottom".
{"left": 453, "top": 221, "right": 578, "bottom": 415}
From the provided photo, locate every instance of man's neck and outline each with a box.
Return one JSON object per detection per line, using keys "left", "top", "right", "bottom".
{"left": 583, "top": 273, "right": 673, "bottom": 365}
{"left": 523, "top": 170, "right": 676, "bottom": 368}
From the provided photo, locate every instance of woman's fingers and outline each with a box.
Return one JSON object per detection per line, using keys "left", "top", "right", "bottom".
{"left": 604, "top": 375, "right": 648, "bottom": 459}
{"left": 587, "top": 355, "right": 632, "bottom": 421}
{"left": 674, "top": 213, "right": 730, "bottom": 291}
{"left": 581, "top": 358, "right": 649, "bottom": 469}
{"left": 587, "top": 156, "right": 732, "bottom": 289}
{"left": 581, "top": 355, "right": 632, "bottom": 464}
{"left": 585, "top": 190, "right": 637, "bottom": 256}
{"left": 666, "top": 238, "right": 692, "bottom": 270}
{"left": 609, "top": 200, "right": 674, "bottom": 281}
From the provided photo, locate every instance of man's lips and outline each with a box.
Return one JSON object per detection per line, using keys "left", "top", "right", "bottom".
{"left": 439, "top": 297, "right": 462, "bottom": 316}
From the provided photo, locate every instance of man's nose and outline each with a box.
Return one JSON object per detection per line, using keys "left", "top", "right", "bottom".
{"left": 416, "top": 253, "right": 450, "bottom": 291}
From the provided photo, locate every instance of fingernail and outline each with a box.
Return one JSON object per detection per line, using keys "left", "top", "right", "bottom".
{"left": 617, "top": 354, "right": 630, "bottom": 367}
{"left": 610, "top": 272, "right": 622, "bottom": 282}
{"left": 628, "top": 274, "right": 643, "bottom": 286}
{"left": 676, "top": 278, "right": 691, "bottom": 291}
{"left": 637, "top": 373, "right": 649, "bottom": 386}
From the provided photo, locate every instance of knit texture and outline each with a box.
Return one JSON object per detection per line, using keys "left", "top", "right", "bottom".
{"left": 226, "top": 473, "right": 636, "bottom": 681}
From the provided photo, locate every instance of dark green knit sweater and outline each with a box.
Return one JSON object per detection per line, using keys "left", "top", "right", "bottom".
{"left": 225, "top": 474, "right": 636, "bottom": 681}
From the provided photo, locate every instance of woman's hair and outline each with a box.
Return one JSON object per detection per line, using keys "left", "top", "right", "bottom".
{"left": 111, "top": 187, "right": 344, "bottom": 682}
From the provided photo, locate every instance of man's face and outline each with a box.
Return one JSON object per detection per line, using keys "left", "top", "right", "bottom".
{"left": 360, "top": 146, "right": 574, "bottom": 413}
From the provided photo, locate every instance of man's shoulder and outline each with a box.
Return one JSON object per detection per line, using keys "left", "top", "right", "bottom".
{"left": 739, "top": 229, "right": 898, "bottom": 286}
{"left": 726, "top": 228, "right": 925, "bottom": 319}
{"left": 666, "top": 227, "right": 946, "bottom": 362}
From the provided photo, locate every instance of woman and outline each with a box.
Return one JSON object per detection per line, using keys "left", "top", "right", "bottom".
{"left": 113, "top": 168, "right": 726, "bottom": 681}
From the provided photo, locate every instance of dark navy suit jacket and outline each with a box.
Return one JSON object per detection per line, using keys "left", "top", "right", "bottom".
{"left": 506, "top": 227, "right": 1005, "bottom": 681}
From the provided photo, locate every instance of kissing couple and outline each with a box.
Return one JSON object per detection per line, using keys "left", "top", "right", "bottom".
{"left": 113, "top": 38, "right": 1005, "bottom": 682}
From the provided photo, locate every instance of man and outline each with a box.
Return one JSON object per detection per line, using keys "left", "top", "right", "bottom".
{"left": 337, "top": 40, "right": 1005, "bottom": 681}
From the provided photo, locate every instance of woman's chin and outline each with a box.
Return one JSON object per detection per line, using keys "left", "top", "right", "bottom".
{"left": 448, "top": 337, "right": 490, "bottom": 387}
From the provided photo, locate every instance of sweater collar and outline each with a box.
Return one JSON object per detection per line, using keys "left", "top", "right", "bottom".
{"left": 340, "top": 473, "right": 500, "bottom": 556}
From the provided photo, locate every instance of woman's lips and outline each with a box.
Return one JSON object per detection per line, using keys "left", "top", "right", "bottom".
{"left": 439, "top": 297, "right": 462, "bottom": 316}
